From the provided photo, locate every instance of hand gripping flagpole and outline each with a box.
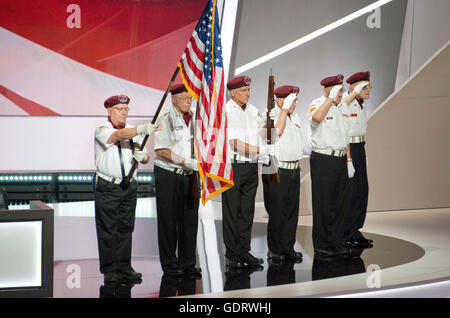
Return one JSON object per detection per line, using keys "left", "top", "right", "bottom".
{"left": 120, "top": 67, "right": 180, "bottom": 189}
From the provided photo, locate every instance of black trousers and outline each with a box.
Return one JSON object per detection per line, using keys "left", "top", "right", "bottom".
{"left": 94, "top": 177, "right": 137, "bottom": 274}
{"left": 222, "top": 163, "right": 258, "bottom": 260}
{"left": 262, "top": 168, "right": 300, "bottom": 255}
{"left": 310, "top": 152, "right": 349, "bottom": 251}
{"left": 154, "top": 166, "right": 199, "bottom": 272}
{"left": 346, "top": 142, "right": 369, "bottom": 241}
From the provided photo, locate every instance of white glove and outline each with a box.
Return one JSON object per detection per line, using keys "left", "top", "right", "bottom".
{"left": 261, "top": 155, "right": 279, "bottom": 175}
{"left": 258, "top": 154, "right": 271, "bottom": 165}
{"left": 133, "top": 150, "right": 148, "bottom": 163}
{"left": 269, "top": 108, "right": 278, "bottom": 120}
{"left": 353, "top": 81, "right": 369, "bottom": 95}
{"left": 136, "top": 122, "right": 159, "bottom": 135}
{"left": 282, "top": 93, "right": 297, "bottom": 110}
{"left": 347, "top": 161, "right": 355, "bottom": 178}
{"left": 329, "top": 85, "right": 343, "bottom": 100}
{"left": 256, "top": 114, "right": 266, "bottom": 128}
{"left": 260, "top": 144, "right": 275, "bottom": 156}
{"left": 184, "top": 158, "right": 199, "bottom": 171}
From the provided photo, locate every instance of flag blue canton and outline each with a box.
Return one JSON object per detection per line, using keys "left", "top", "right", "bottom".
{"left": 195, "top": 1, "right": 223, "bottom": 84}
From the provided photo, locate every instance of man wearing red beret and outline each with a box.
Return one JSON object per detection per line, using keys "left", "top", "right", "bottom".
{"left": 263, "top": 85, "right": 304, "bottom": 263}
{"left": 222, "top": 75, "right": 274, "bottom": 268}
{"left": 342, "top": 71, "right": 373, "bottom": 248}
{"left": 153, "top": 83, "right": 202, "bottom": 277}
{"left": 307, "top": 75, "right": 354, "bottom": 258}
{"left": 95, "top": 94, "right": 159, "bottom": 284}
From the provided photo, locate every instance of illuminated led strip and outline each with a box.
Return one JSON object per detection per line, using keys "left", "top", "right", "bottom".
{"left": 137, "top": 175, "right": 153, "bottom": 182}
{"left": 0, "top": 174, "right": 153, "bottom": 183}
{"left": 0, "top": 175, "right": 53, "bottom": 182}
{"left": 235, "top": 0, "right": 392, "bottom": 75}
{"left": 58, "top": 175, "right": 93, "bottom": 182}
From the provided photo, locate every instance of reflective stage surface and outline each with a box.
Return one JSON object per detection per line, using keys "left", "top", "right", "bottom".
{"left": 53, "top": 219, "right": 426, "bottom": 298}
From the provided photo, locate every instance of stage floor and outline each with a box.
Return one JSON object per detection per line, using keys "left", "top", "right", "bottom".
{"left": 49, "top": 199, "right": 450, "bottom": 298}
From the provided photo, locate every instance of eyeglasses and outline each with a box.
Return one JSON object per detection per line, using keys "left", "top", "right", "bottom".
{"left": 111, "top": 107, "right": 130, "bottom": 113}
{"left": 174, "top": 96, "right": 193, "bottom": 102}
{"left": 280, "top": 97, "right": 299, "bottom": 102}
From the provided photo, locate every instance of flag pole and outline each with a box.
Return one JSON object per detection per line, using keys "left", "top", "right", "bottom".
{"left": 121, "top": 67, "right": 180, "bottom": 188}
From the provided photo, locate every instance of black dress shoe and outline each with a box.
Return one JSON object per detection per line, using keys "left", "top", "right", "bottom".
{"left": 118, "top": 266, "right": 142, "bottom": 280}
{"left": 267, "top": 251, "right": 285, "bottom": 262}
{"left": 130, "top": 266, "right": 143, "bottom": 278}
{"left": 183, "top": 266, "right": 202, "bottom": 279}
{"left": 104, "top": 272, "right": 120, "bottom": 284}
{"left": 226, "top": 258, "right": 244, "bottom": 269}
{"left": 164, "top": 266, "right": 184, "bottom": 276}
{"left": 314, "top": 248, "right": 334, "bottom": 256}
{"left": 333, "top": 244, "right": 352, "bottom": 255}
{"left": 184, "top": 266, "right": 202, "bottom": 274}
{"left": 239, "top": 253, "right": 263, "bottom": 266}
{"left": 356, "top": 237, "right": 374, "bottom": 245}
{"left": 345, "top": 240, "right": 359, "bottom": 248}
{"left": 284, "top": 251, "right": 303, "bottom": 261}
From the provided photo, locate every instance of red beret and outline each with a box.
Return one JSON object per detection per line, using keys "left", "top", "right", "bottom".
{"left": 104, "top": 94, "right": 130, "bottom": 108}
{"left": 320, "top": 74, "right": 344, "bottom": 87}
{"left": 170, "top": 83, "right": 188, "bottom": 95}
{"left": 274, "top": 85, "right": 300, "bottom": 98}
{"left": 227, "top": 76, "right": 251, "bottom": 90}
{"left": 346, "top": 71, "right": 370, "bottom": 84}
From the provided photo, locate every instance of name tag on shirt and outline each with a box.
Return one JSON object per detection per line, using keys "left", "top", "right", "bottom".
{"left": 175, "top": 125, "right": 184, "bottom": 131}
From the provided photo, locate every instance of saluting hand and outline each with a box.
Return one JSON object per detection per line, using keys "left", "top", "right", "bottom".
{"left": 352, "top": 81, "right": 369, "bottom": 95}
{"left": 282, "top": 93, "right": 297, "bottom": 110}
{"left": 329, "top": 85, "right": 342, "bottom": 100}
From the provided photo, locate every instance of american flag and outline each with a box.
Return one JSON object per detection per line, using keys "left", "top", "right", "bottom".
{"left": 177, "top": 0, "right": 234, "bottom": 205}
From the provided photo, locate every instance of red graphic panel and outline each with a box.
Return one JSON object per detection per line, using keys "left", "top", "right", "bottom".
{"left": 0, "top": 0, "right": 208, "bottom": 115}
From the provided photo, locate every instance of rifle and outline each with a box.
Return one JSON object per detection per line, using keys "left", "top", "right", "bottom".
{"left": 265, "top": 73, "right": 280, "bottom": 182}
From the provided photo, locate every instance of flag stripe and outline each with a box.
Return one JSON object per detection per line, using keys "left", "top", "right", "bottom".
{"left": 180, "top": 56, "right": 202, "bottom": 91}
{"left": 178, "top": 0, "right": 233, "bottom": 205}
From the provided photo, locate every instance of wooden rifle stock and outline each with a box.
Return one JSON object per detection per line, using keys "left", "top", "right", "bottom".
{"left": 120, "top": 67, "right": 180, "bottom": 189}
{"left": 266, "top": 75, "right": 280, "bottom": 182}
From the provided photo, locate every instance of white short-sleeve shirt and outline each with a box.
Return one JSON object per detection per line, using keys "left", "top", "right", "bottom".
{"left": 94, "top": 121, "right": 143, "bottom": 179}
{"left": 342, "top": 91, "right": 368, "bottom": 139}
{"left": 153, "top": 106, "right": 194, "bottom": 170}
{"left": 265, "top": 107, "right": 304, "bottom": 161}
{"left": 226, "top": 98, "right": 263, "bottom": 161}
{"left": 307, "top": 96, "right": 349, "bottom": 151}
